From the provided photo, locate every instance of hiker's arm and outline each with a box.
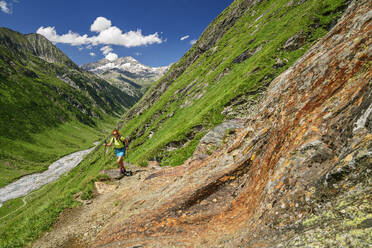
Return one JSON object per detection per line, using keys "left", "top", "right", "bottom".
{"left": 105, "top": 139, "right": 113, "bottom": 147}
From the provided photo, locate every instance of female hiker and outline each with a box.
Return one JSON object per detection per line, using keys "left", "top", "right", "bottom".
{"left": 105, "top": 129, "right": 132, "bottom": 176}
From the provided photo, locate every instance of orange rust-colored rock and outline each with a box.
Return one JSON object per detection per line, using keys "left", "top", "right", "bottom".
{"left": 90, "top": 1, "right": 371, "bottom": 247}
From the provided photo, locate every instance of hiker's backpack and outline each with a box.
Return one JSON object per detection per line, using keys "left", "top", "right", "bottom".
{"left": 115, "top": 135, "right": 128, "bottom": 148}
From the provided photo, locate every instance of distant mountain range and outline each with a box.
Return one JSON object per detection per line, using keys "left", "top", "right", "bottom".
{"left": 82, "top": 57, "right": 171, "bottom": 97}
{"left": 0, "top": 27, "right": 139, "bottom": 139}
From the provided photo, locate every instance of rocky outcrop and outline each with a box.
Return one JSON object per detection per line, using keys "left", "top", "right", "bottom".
{"left": 283, "top": 32, "right": 307, "bottom": 51}
{"left": 24, "top": 33, "right": 79, "bottom": 69}
{"left": 233, "top": 44, "right": 263, "bottom": 64}
{"left": 193, "top": 119, "right": 245, "bottom": 156}
{"left": 91, "top": 1, "right": 371, "bottom": 247}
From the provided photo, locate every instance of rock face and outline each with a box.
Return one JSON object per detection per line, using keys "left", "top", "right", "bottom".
{"left": 24, "top": 33, "right": 78, "bottom": 69}
{"left": 91, "top": 1, "right": 371, "bottom": 247}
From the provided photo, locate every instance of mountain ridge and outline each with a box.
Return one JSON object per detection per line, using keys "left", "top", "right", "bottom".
{"left": 82, "top": 56, "right": 171, "bottom": 98}
{"left": 82, "top": 56, "right": 169, "bottom": 75}
{"left": 24, "top": 33, "right": 79, "bottom": 68}
{"left": 0, "top": 28, "right": 77, "bottom": 68}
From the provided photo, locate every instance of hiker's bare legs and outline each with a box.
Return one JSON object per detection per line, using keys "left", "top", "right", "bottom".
{"left": 118, "top": 156, "right": 125, "bottom": 172}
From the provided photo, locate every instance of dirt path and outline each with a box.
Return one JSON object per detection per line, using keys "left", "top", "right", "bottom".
{"left": 30, "top": 166, "right": 154, "bottom": 248}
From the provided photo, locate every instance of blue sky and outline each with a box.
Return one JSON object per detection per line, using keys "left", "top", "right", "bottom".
{"left": 0, "top": 0, "right": 234, "bottom": 67}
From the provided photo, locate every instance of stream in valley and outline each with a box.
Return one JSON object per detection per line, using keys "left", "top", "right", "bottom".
{"left": 0, "top": 144, "right": 98, "bottom": 208}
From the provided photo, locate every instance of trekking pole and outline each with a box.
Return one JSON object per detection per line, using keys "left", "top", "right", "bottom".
{"left": 125, "top": 146, "right": 133, "bottom": 176}
{"left": 103, "top": 139, "right": 107, "bottom": 168}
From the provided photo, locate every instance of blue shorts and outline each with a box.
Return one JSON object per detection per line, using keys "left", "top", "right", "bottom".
{"left": 114, "top": 148, "right": 126, "bottom": 157}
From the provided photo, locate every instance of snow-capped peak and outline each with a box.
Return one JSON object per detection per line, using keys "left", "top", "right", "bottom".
{"left": 81, "top": 56, "right": 170, "bottom": 80}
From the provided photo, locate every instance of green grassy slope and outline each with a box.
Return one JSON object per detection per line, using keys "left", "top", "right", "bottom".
{"left": 0, "top": 143, "right": 109, "bottom": 247}
{"left": 118, "top": 0, "right": 349, "bottom": 166}
{"left": 0, "top": 28, "right": 138, "bottom": 186}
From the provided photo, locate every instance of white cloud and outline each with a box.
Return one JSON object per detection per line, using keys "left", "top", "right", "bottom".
{"left": 180, "top": 35, "right": 189, "bottom": 41}
{"left": 92, "top": 27, "right": 162, "bottom": 47}
{"left": 37, "top": 17, "right": 163, "bottom": 48}
{"left": 37, "top": 26, "right": 90, "bottom": 46}
{"left": 86, "top": 44, "right": 93, "bottom": 49}
{"left": 100, "top": 45, "right": 113, "bottom": 55}
{"left": 135, "top": 52, "right": 142, "bottom": 56}
{"left": 78, "top": 47, "right": 83, "bottom": 51}
{"left": 89, "top": 52, "right": 96, "bottom": 56}
{"left": 100, "top": 46, "right": 118, "bottom": 61}
{"left": 90, "top": 17, "right": 112, "bottom": 33}
{"left": 0, "top": 1, "right": 11, "bottom": 14}
{"left": 190, "top": 39, "right": 197, "bottom": 45}
{"left": 105, "top": 52, "right": 118, "bottom": 61}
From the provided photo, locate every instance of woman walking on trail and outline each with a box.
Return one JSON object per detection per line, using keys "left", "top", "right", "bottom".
{"left": 105, "top": 129, "right": 132, "bottom": 176}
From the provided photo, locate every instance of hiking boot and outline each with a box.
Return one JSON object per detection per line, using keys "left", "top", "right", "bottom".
{"left": 124, "top": 171, "right": 133, "bottom": 176}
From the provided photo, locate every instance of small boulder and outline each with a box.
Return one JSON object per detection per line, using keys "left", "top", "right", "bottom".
{"left": 95, "top": 182, "right": 117, "bottom": 194}
{"left": 99, "top": 169, "right": 124, "bottom": 180}
{"left": 283, "top": 33, "right": 306, "bottom": 51}
{"left": 148, "top": 161, "right": 161, "bottom": 169}
{"left": 273, "top": 58, "right": 287, "bottom": 68}
{"left": 233, "top": 45, "right": 262, "bottom": 64}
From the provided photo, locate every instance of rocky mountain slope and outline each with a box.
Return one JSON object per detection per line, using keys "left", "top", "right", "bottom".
{"left": 0, "top": 29, "right": 77, "bottom": 68}
{"left": 0, "top": 28, "right": 138, "bottom": 185}
{"left": 29, "top": 1, "right": 371, "bottom": 247}
{"left": 117, "top": 0, "right": 354, "bottom": 167}
{"left": 82, "top": 57, "right": 170, "bottom": 98}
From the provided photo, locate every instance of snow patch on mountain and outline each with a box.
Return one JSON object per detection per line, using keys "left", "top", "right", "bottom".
{"left": 81, "top": 56, "right": 171, "bottom": 98}
{"left": 82, "top": 56, "right": 170, "bottom": 79}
